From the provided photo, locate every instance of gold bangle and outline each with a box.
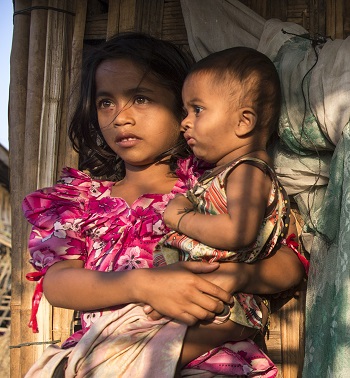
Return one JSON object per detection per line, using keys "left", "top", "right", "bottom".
{"left": 176, "top": 209, "right": 193, "bottom": 233}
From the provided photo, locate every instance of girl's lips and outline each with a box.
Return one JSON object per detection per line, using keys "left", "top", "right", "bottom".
{"left": 115, "top": 135, "right": 140, "bottom": 148}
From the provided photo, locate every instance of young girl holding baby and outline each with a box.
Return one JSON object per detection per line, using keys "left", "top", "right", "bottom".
{"left": 23, "top": 33, "right": 306, "bottom": 377}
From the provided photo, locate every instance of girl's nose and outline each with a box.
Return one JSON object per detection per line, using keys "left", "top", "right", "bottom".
{"left": 112, "top": 105, "right": 134, "bottom": 127}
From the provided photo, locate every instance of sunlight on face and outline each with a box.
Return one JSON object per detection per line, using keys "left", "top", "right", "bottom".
{"left": 95, "top": 59, "right": 181, "bottom": 167}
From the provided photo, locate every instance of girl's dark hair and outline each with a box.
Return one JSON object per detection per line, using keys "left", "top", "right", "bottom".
{"left": 188, "top": 47, "right": 281, "bottom": 143}
{"left": 69, "top": 32, "right": 194, "bottom": 180}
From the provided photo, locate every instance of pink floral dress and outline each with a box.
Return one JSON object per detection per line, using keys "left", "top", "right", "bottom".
{"left": 23, "top": 164, "right": 190, "bottom": 346}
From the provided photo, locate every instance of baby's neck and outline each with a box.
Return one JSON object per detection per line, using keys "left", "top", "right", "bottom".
{"left": 216, "top": 146, "right": 269, "bottom": 167}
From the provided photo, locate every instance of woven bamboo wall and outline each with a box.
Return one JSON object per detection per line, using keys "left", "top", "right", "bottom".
{"left": 9, "top": 0, "right": 349, "bottom": 377}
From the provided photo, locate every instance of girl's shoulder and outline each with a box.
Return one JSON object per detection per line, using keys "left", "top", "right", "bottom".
{"left": 22, "top": 167, "right": 114, "bottom": 221}
{"left": 58, "top": 167, "right": 114, "bottom": 196}
{"left": 176, "top": 156, "right": 213, "bottom": 189}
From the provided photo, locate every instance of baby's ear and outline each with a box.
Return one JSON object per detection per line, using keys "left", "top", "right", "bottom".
{"left": 235, "top": 107, "right": 257, "bottom": 137}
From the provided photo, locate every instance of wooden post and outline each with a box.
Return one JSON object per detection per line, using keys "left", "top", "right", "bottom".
{"left": 10, "top": 0, "right": 46, "bottom": 375}
{"left": 57, "top": 0, "right": 85, "bottom": 174}
{"left": 107, "top": 0, "right": 121, "bottom": 39}
{"left": 119, "top": 0, "right": 137, "bottom": 33}
{"left": 326, "top": 0, "right": 344, "bottom": 38}
{"left": 10, "top": 0, "right": 86, "bottom": 375}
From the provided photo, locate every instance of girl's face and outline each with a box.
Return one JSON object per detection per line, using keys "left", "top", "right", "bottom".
{"left": 181, "top": 72, "right": 243, "bottom": 166}
{"left": 95, "top": 59, "right": 180, "bottom": 169}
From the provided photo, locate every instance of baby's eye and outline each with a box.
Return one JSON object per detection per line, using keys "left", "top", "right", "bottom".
{"left": 134, "top": 96, "right": 150, "bottom": 105}
{"left": 193, "top": 105, "right": 203, "bottom": 116}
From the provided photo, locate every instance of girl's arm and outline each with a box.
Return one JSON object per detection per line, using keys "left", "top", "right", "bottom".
{"left": 146, "top": 241, "right": 305, "bottom": 316}
{"left": 164, "top": 163, "right": 271, "bottom": 250}
{"left": 42, "top": 259, "right": 234, "bottom": 326}
{"left": 200, "top": 243, "right": 305, "bottom": 295}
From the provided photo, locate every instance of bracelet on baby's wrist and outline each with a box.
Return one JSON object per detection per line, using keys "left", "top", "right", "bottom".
{"left": 176, "top": 207, "right": 194, "bottom": 233}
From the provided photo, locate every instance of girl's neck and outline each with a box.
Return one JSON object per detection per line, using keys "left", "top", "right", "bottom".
{"left": 123, "top": 160, "right": 174, "bottom": 183}
{"left": 111, "top": 161, "right": 177, "bottom": 205}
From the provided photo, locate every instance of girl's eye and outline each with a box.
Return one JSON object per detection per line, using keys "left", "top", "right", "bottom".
{"left": 134, "top": 96, "right": 149, "bottom": 105}
{"left": 97, "top": 99, "right": 114, "bottom": 109}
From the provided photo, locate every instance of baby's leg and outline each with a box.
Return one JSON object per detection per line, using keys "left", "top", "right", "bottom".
{"left": 178, "top": 298, "right": 269, "bottom": 368}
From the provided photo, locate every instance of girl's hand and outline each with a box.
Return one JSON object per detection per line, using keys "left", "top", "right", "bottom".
{"left": 163, "top": 194, "right": 193, "bottom": 230}
{"left": 137, "top": 261, "right": 234, "bottom": 326}
{"left": 143, "top": 305, "right": 163, "bottom": 320}
{"left": 143, "top": 263, "right": 248, "bottom": 320}
{"left": 141, "top": 262, "right": 251, "bottom": 322}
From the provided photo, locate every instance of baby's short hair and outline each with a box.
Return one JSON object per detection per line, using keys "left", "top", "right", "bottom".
{"left": 189, "top": 47, "right": 281, "bottom": 137}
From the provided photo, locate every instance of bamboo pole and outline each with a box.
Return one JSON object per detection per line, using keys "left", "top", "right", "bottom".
{"left": 37, "top": 0, "right": 70, "bottom": 187}
{"left": 33, "top": 0, "right": 76, "bottom": 357}
{"left": 334, "top": 0, "right": 343, "bottom": 38}
{"left": 54, "top": 0, "right": 87, "bottom": 343}
{"left": 9, "top": 0, "right": 32, "bottom": 376}
{"left": 326, "top": 0, "right": 336, "bottom": 38}
{"left": 20, "top": 1, "right": 49, "bottom": 374}
{"left": 10, "top": 1, "right": 86, "bottom": 374}
{"left": 56, "top": 0, "right": 84, "bottom": 174}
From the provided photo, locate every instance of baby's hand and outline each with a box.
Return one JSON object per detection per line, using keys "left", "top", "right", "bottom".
{"left": 163, "top": 194, "right": 193, "bottom": 230}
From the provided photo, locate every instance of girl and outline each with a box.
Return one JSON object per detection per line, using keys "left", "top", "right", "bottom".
{"left": 23, "top": 33, "right": 305, "bottom": 377}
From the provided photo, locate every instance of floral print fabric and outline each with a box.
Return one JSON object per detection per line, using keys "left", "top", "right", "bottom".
{"left": 22, "top": 164, "right": 187, "bottom": 344}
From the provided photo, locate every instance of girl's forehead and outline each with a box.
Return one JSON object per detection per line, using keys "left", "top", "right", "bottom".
{"left": 95, "top": 58, "right": 167, "bottom": 90}
{"left": 96, "top": 59, "right": 145, "bottom": 79}
{"left": 95, "top": 58, "right": 176, "bottom": 101}
{"left": 95, "top": 59, "right": 155, "bottom": 91}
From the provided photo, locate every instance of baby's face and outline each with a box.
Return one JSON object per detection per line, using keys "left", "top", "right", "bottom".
{"left": 181, "top": 72, "right": 244, "bottom": 166}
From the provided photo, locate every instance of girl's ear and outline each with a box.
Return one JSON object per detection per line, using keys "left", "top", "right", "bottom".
{"left": 235, "top": 107, "right": 257, "bottom": 137}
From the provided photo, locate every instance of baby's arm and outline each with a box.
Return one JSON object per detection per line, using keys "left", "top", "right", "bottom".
{"left": 179, "top": 315, "right": 259, "bottom": 367}
{"left": 164, "top": 163, "right": 271, "bottom": 250}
